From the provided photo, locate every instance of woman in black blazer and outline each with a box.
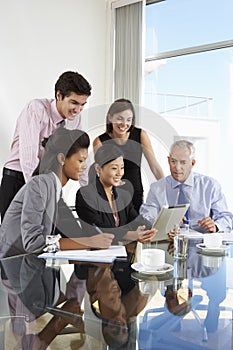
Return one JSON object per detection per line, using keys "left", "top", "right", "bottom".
{"left": 76, "top": 144, "right": 156, "bottom": 245}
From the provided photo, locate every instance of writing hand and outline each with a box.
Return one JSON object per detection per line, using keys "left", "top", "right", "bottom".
{"left": 88, "top": 233, "right": 114, "bottom": 249}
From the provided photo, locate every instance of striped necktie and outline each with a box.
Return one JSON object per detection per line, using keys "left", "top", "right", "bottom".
{"left": 42, "top": 120, "right": 64, "bottom": 149}
{"left": 59, "top": 119, "right": 65, "bottom": 127}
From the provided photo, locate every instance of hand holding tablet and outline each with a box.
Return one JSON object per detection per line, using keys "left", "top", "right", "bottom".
{"left": 151, "top": 204, "right": 190, "bottom": 241}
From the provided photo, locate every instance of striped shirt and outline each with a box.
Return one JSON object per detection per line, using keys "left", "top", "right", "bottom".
{"left": 4, "top": 99, "right": 82, "bottom": 182}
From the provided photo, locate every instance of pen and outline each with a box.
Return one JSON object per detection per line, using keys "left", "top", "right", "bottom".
{"left": 90, "top": 224, "right": 104, "bottom": 250}
{"left": 92, "top": 223, "right": 103, "bottom": 234}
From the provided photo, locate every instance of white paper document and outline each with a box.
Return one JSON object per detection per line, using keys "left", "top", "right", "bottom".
{"left": 38, "top": 245, "right": 127, "bottom": 263}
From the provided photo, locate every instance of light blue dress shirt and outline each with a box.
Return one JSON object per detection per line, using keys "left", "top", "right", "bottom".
{"left": 140, "top": 172, "right": 233, "bottom": 232}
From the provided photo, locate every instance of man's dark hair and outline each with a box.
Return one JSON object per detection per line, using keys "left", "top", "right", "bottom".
{"left": 55, "top": 71, "right": 92, "bottom": 99}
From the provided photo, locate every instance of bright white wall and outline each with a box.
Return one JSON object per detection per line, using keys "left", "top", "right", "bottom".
{"left": 0, "top": 0, "right": 109, "bottom": 172}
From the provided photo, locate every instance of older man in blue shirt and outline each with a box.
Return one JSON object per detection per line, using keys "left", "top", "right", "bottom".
{"left": 140, "top": 140, "right": 232, "bottom": 233}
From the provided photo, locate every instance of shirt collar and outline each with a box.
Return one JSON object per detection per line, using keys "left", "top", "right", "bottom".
{"left": 171, "top": 172, "right": 194, "bottom": 189}
{"left": 51, "top": 99, "right": 65, "bottom": 125}
{"left": 52, "top": 172, "right": 62, "bottom": 202}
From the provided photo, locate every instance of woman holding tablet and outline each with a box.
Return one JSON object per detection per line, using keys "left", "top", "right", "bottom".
{"left": 76, "top": 144, "right": 156, "bottom": 245}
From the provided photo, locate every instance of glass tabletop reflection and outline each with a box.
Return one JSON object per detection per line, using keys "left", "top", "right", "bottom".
{"left": 0, "top": 239, "right": 232, "bottom": 350}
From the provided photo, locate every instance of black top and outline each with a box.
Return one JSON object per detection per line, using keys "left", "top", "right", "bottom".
{"left": 99, "top": 127, "right": 143, "bottom": 212}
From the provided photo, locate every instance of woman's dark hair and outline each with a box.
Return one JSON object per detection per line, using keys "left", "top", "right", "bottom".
{"left": 91, "top": 304, "right": 130, "bottom": 349}
{"left": 88, "top": 145, "right": 123, "bottom": 183}
{"left": 102, "top": 319, "right": 130, "bottom": 349}
{"left": 38, "top": 128, "right": 90, "bottom": 175}
{"left": 55, "top": 71, "right": 92, "bottom": 99}
{"left": 94, "top": 144, "right": 123, "bottom": 168}
{"left": 106, "top": 98, "right": 135, "bottom": 133}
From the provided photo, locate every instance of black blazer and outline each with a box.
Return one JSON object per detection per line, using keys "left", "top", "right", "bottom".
{"left": 75, "top": 177, "right": 150, "bottom": 244}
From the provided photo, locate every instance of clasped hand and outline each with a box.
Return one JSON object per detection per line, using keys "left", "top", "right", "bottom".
{"left": 197, "top": 217, "right": 217, "bottom": 232}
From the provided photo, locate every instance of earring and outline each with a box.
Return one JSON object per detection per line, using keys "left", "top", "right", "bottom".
{"left": 61, "top": 161, "right": 64, "bottom": 166}
{"left": 96, "top": 172, "right": 100, "bottom": 177}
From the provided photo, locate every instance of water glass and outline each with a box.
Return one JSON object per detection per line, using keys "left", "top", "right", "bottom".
{"left": 174, "top": 234, "right": 188, "bottom": 259}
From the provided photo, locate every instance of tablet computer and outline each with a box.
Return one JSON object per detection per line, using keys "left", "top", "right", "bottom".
{"left": 151, "top": 204, "right": 190, "bottom": 241}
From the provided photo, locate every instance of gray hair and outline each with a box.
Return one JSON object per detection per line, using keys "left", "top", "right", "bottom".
{"left": 170, "top": 140, "right": 195, "bottom": 160}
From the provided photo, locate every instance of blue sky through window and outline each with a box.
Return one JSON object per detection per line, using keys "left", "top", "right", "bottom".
{"left": 144, "top": 0, "right": 233, "bottom": 210}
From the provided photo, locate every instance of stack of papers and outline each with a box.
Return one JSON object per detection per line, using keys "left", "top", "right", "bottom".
{"left": 38, "top": 245, "right": 127, "bottom": 263}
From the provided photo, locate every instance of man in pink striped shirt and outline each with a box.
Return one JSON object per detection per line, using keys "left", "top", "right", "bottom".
{"left": 0, "top": 71, "right": 91, "bottom": 220}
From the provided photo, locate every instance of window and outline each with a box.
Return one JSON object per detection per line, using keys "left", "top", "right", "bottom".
{"left": 144, "top": 0, "right": 233, "bottom": 209}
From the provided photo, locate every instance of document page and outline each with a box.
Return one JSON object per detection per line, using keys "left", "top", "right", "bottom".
{"left": 38, "top": 245, "right": 127, "bottom": 263}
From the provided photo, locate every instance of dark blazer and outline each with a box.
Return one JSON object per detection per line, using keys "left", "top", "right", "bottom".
{"left": 75, "top": 177, "right": 150, "bottom": 244}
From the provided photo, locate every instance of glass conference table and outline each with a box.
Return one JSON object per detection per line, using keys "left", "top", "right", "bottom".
{"left": 0, "top": 237, "right": 233, "bottom": 350}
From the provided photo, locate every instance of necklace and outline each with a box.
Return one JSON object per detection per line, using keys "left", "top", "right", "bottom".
{"left": 111, "top": 191, "right": 119, "bottom": 227}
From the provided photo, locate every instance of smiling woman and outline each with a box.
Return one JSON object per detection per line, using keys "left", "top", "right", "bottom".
{"left": 0, "top": 128, "right": 114, "bottom": 258}
{"left": 93, "top": 98, "right": 165, "bottom": 212}
{"left": 75, "top": 143, "right": 156, "bottom": 245}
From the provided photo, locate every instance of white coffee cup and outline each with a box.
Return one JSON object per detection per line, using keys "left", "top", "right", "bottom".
{"left": 141, "top": 248, "right": 165, "bottom": 270}
{"left": 203, "top": 233, "right": 222, "bottom": 248}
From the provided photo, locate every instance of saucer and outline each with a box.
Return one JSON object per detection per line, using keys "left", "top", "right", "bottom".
{"left": 131, "top": 271, "right": 173, "bottom": 282}
{"left": 196, "top": 243, "right": 229, "bottom": 254}
{"left": 131, "top": 262, "right": 174, "bottom": 275}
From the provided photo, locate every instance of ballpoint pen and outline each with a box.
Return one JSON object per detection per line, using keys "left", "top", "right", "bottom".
{"left": 92, "top": 223, "right": 104, "bottom": 234}
{"left": 90, "top": 224, "right": 104, "bottom": 250}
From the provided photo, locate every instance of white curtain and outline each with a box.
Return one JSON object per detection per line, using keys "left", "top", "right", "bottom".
{"left": 114, "top": 1, "right": 143, "bottom": 105}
